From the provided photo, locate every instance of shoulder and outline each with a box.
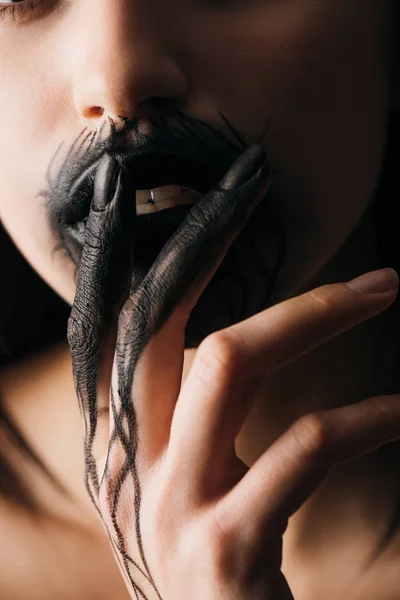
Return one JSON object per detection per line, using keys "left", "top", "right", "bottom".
{"left": 0, "top": 342, "right": 97, "bottom": 525}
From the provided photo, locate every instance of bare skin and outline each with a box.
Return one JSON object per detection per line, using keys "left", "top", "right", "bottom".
{"left": 1, "top": 192, "right": 400, "bottom": 598}
{"left": 1, "top": 224, "right": 400, "bottom": 599}
{"left": 0, "top": 0, "right": 400, "bottom": 598}
{"left": 3, "top": 146, "right": 400, "bottom": 599}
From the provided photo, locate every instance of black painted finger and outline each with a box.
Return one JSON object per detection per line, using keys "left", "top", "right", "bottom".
{"left": 91, "top": 145, "right": 271, "bottom": 599}
{"left": 121, "top": 143, "right": 271, "bottom": 344}
{"left": 143, "top": 143, "right": 271, "bottom": 326}
{"left": 67, "top": 152, "right": 136, "bottom": 497}
{"left": 113, "top": 144, "right": 271, "bottom": 464}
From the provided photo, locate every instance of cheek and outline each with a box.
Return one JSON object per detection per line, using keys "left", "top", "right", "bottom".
{"left": 0, "top": 91, "right": 75, "bottom": 303}
{"left": 0, "top": 30, "right": 77, "bottom": 303}
{"left": 184, "top": 0, "right": 389, "bottom": 180}
{"left": 179, "top": 0, "right": 390, "bottom": 295}
{"left": 0, "top": 187, "right": 76, "bottom": 306}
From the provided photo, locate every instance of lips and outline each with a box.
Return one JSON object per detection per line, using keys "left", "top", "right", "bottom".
{"left": 69, "top": 153, "right": 224, "bottom": 229}
{"left": 44, "top": 129, "right": 284, "bottom": 348}
{"left": 59, "top": 151, "right": 233, "bottom": 272}
{"left": 44, "top": 111, "right": 255, "bottom": 281}
{"left": 64, "top": 151, "right": 230, "bottom": 230}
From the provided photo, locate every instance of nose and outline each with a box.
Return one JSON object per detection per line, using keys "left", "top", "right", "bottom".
{"left": 71, "top": 0, "right": 187, "bottom": 126}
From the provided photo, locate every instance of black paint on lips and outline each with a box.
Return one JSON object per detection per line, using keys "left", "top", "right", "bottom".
{"left": 64, "top": 149, "right": 238, "bottom": 229}
{"left": 59, "top": 131, "right": 244, "bottom": 226}
{"left": 63, "top": 151, "right": 239, "bottom": 273}
{"left": 70, "top": 151, "right": 226, "bottom": 225}
{"left": 43, "top": 112, "right": 249, "bottom": 267}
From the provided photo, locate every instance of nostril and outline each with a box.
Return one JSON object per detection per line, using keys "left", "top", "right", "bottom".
{"left": 83, "top": 106, "right": 105, "bottom": 119}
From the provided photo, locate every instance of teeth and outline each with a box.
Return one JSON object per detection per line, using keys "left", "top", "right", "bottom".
{"left": 136, "top": 186, "right": 182, "bottom": 206}
{"left": 136, "top": 185, "right": 201, "bottom": 215}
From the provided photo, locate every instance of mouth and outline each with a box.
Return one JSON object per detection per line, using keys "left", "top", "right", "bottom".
{"left": 135, "top": 185, "right": 201, "bottom": 214}
{"left": 63, "top": 150, "right": 234, "bottom": 270}
{"left": 45, "top": 112, "right": 253, "bottom": 272}
{"left": 115, "top": 150, "right": 220, "bottom": 215}
{"left": 45, "top": 124, "right": 285, "bottom": 347}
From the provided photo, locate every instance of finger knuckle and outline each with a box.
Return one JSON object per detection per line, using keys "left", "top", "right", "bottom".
{"left": 291, "top": 413, "right": 331, "bottom": 458}
{"left": 306, "top": 286, "right": 338, "bottom": 314}
{"left": 119, "top": 301, "right": 141, "bottom": 336}
{"left": 197, "top": 331, "right": 243, "bottom": 383}
{"left": 119, "top": 291, "right": 153, "bottom": 339}
{"left": 67, "top": 306, "right": 97, "bottom": 358}
{"left": 182, "top": 518, "right": 237, "bottom": 580}
{"left": 208, "top": 527, "right": 237, "bottom": 577}
{"left": 368, "top": 396, "right": 393, "bottom": 420}
{"left": 67, "top": 309, "right": 86, "bottom": 346}
{"left": 208, "top": 512, "right": 261, "bottom": 584}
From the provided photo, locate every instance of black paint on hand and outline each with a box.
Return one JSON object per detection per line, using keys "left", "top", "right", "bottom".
{"left": 68, "top": 144, "right": 271, "bottom": 599}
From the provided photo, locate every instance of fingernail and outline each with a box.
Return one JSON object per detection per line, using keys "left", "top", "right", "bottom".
{"left": 346, "top": 268, "right": 399, "bottom": 294}
{"left": 92, "top": 152, "right": 121, "bottom": 211}
{"left": 220, "top": 144, "right": 269, "bottom": 190}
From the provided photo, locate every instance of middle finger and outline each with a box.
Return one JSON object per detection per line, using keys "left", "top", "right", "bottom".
{"left": 113, "top": 144, "right": 271, "bottom": 466}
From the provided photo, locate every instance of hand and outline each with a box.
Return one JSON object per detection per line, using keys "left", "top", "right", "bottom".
{"left": 67, "top": 145, "right": 400, "bottom": 600}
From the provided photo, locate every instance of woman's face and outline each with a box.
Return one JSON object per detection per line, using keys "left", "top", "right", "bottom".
{"left": 0, "top": 0, "right": 394, "bottom": 343}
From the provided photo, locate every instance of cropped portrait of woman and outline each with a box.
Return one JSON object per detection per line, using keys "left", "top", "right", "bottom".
{"left": 0, "top": 1, "right": 400, "bottom": 598}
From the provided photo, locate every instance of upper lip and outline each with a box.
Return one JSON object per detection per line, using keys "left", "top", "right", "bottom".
{"left": 44, "top": 115, "right": 247, "bottom": 234}
{"left": 114, "top": 149, "right": 228, "bottom": 193}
